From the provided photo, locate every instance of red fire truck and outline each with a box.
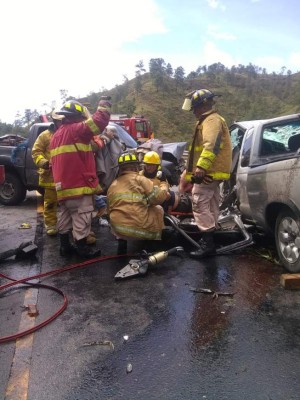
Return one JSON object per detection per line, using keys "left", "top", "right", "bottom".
{"left": 109, "top": 114, "right": 152, "bottom": 143}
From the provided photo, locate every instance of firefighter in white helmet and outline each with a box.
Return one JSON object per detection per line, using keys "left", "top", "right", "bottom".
{"left": 181, "top": 89, "right": 232, "bottom": 258}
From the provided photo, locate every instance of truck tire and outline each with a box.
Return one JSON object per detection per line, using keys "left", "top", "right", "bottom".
{"left": 275, "top": 210, "right": 300, "bottom": 273}
{"left": 0, "top": 171, "right": 27, "bottom": 205}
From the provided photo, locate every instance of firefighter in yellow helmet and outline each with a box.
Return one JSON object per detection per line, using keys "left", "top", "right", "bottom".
{"left": 140, "top": 151, "right": 177, "bottom": 212}
{"left": 107, "top": 152, "right": 169, "bottom": 242}
{"left": 181, "top": 89, "right": 232, "bottom": 258}
{"left": 32, "top": 111, "right": 64, "bottom": 236}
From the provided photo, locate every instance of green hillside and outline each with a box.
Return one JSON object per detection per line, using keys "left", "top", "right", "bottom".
{"left": 81, "top": 70, "right": 300, "bottom": 144}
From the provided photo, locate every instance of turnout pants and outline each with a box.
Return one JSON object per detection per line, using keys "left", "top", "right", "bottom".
{"left": 58, "top": 195, "right": 95, "bottom": 241}
{"left": 43, "top": 188, "right": 58, "bottom": 230}
{"left": 192, "top": 180, "right": 221, "bottom": 231}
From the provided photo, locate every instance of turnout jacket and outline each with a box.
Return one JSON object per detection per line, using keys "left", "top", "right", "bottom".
{"left": 50, "top": 109, "right": 110, "bottom": 201}
{"left": 107, "top": 170, "right": 168, "bottom": 240}
{"left": 186, "top": 110, "right": 232, "bottom": 181}
{"left": 32, "top": 129, "right": 55, "bottom": 188}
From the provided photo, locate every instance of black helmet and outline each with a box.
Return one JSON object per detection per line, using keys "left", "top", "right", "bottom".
{"left": 118, "top": 152, "right": 139, "bottom": 166}
{"left": 182, "top": 89, "right": 221, "bottom": 111}
{"left": 57, "top": 100, "right": 86, "bottom": 118}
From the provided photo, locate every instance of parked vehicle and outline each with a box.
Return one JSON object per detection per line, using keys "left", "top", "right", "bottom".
{"left": 0, "top": 121, "right": 186, "bottom": 205}
{"left": 0, "top": 123, "right": 50, "bottom": 205}
{"left": 0, "top": 165, "right": 5, "bottom": 184}
{"left": 110, "top": 114, "right": 152, "bottom": 143}
{"left": 227, "top": 113, "right": 300, "bottom": 272}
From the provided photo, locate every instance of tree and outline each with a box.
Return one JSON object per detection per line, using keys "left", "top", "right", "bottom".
{"left": 134, "top": 74, "right": 143, "bottom": 94}
{"left": 60, "top": 89, "right": 68, "bottom": 103}
{"left": 149, "top": 58, "right": 166, "bottom": 75}
{"left": 166, "top": 63, "right": 173, "bottom": 77}
{"left": 149, "top": 58, "right": 167, "bottom": 91}
{"left": 186, "top": 71, "right": 198, "bottom": 79}
{"left": 135, "top": 60, "right": 146, "bottom": 76}
{"left": 174, "top": 66, "right": 185, "bottom": 89}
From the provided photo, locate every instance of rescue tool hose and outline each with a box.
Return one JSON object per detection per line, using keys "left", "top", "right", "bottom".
{"left": 0, "top": 253, "right": 132, "bottom": 344}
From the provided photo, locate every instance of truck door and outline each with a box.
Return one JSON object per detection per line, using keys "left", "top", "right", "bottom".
{"left": 243, "top": 118, "right": 300, "bottom": 228}
{"left": 235, "top": 126, "right": 255, "bottom": 220}
{"left": 135, "top": 120, "right": 150, "bottom": 143}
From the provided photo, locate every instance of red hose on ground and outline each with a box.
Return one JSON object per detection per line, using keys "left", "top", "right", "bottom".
{"left": 0, "top": 253, "right": 132, "bottom": 344}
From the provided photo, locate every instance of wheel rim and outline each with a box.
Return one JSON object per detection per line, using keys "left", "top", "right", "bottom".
{"left": 277, "top": 216, "right": 300, "bottom": 264}
{"left": 0, "top": 182, "right": 15, "bottom": 200}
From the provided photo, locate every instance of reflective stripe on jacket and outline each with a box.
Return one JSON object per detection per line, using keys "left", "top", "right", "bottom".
{"left": 50, "top": 111, "right": 110, "bottom": 201}
{"left": 32, "top": 129, "right": 55, "bottom": 188}
{"left": 186, "top": 110, "right": 232, "bottom": 181}
{"left": 107, "top": 170, "right": 166, "bottom": 240}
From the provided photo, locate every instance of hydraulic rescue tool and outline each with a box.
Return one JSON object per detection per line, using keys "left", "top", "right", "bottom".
{"left": 164, "top": 212, "right": 253, "bottom": 254}
{"left": 0, "top": 241, "right": 38, "bottom": 262}
{"left": 114, "top": 246, "right": 184, "bottom": 280}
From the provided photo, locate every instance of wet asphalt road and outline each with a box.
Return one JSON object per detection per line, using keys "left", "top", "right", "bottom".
{"left": 1, "top": 192, "right": 300, "bottom": 400}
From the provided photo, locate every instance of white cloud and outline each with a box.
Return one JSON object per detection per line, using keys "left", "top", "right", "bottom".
{"left": 0, "top": 0, "right": 168, "bottom": 124}
{"left": 203, "top": 42, "right": 236, "bottom": 66}
{"left": 207, "top": 25, "right": 236, "bottom": 40}
{"left": 206, "top": 0, "right": 226, "bottom": 11}
{"left": 289, "top": 53, "right": 300, "bottom": 72}
{"left": 254, "top": 56, "right": 286, "bottom": 73}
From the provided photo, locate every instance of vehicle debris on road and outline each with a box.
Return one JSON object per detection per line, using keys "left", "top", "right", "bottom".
{"left": 189, "top": 287, "right": 235, "bottom": 299}
{"left": 82, "top": 340, "right": 115, "bottom": 350}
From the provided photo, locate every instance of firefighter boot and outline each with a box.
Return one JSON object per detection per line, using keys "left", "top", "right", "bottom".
{"left": 117, "top": 239, "right": 127, "bottom": 255}
{"left": 59, "top": 233, "right": 75, "bottom": 257}
{"left": 75, "top": 238, "right": 101, "bottom": 258}
{"left": 189, "top": 231, "right": 216, "bottom": 259}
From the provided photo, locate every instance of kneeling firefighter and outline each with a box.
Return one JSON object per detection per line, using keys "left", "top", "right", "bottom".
{"left": 107, "top": 152, "right": 169, "bottom": 241}
{"left": 141, "top": 151, "right": 192, "bottom": 214}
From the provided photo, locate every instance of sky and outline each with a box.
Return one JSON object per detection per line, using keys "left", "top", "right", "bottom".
{"left": 1, "top": 0, "right": 300, "bottom": 125}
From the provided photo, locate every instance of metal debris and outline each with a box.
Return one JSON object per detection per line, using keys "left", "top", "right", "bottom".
{"left": 189, "top": 287, "right": 235, "bottom": 299}
{"left": 82, "top": 340, "right": 114, "bottom": 350}
{"left": 18, "top": 223, "right": 32, "bottom": 229}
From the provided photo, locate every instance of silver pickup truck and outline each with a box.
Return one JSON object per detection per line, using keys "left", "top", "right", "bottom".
{"left": 230, "top": 113, "right": 300, "bottom": 272}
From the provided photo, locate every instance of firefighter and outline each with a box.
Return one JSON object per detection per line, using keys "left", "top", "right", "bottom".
{"left": 141, "top": 151, "right": 193, "bottom": 213}
{"left": 32, "top": 111, "right": 64, "bottom": 236}
{"left": 181, "top": 89, "right": 232, "bottom": 258}
{"left": 50, "top": 99, "right": 112, "bottom": 258}
{"left": 140, "top": 151, "right": 175, "bottom": 212}
{"left": 107, "top": 152, "right": 169, "bottom": 241}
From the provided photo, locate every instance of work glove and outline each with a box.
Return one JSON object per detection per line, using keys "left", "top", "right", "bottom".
{"left": 98, "top": 96, "right": 112, "bottom": 113}
{"left": 191, "top": 174, "right": 213, "bottom": 185}
{"left": 156, "top": 170, "right": 167, "bottom": 182}
{"left": 41, "top": 161, "right": 50, "bottom": 170}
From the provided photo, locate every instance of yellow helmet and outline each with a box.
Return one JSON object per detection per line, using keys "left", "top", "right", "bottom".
{"left": 143, "top": 151, "right": 161, "bottom": 165}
